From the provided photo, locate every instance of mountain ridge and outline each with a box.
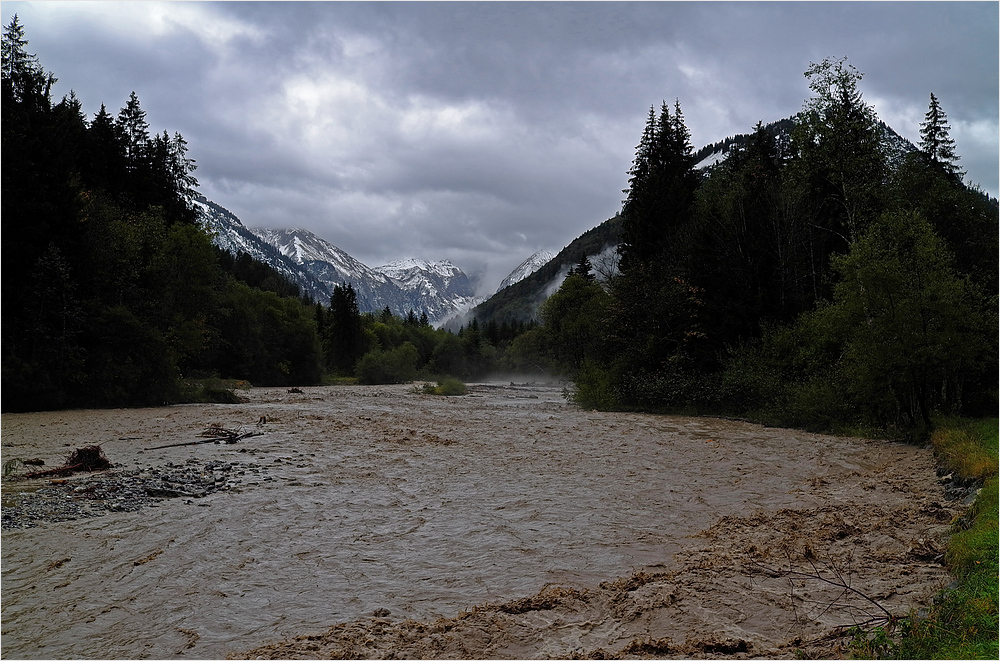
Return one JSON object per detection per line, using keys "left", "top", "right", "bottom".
{"left": 196, "top": 198, "right": 525, "bottom": 325}
{"left": 496, "top": 250, "right": 558, "bottom": 293}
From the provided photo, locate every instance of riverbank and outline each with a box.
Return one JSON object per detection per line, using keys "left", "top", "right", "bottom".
{"left": 889, "top": 418, "right": 998, "bottom": 660}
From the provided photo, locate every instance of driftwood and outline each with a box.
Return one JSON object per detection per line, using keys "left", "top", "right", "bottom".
{"left": 148, "top": 425, "right": 261, "bottom": 451}
{"left": 24, "top": 445, "right": 111, "bottom": 479}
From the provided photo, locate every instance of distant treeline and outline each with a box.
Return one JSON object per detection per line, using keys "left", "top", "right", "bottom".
{"left": 2, "top": 17, "right": 537, "bottom": 412}
{"left": 501, "top": 58, "right": 997, "bottom": 436}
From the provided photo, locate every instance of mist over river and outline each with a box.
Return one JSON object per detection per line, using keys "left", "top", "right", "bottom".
{"left": 1, "top": 383, "right": 955, "bottom": 659}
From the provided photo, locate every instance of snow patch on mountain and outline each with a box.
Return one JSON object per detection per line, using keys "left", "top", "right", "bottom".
{"left": 694, "top": 149, "right": 731, "bottom": 170}
{"left": 496, "top": 250, "right": 557, "bottom": 293}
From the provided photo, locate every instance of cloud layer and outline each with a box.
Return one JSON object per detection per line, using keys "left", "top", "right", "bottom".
{"left": 4, "top": 1, "right": 997, "bottom": 292}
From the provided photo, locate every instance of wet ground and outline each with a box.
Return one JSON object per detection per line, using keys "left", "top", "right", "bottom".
{"left": 1, "top": 383, "right": 959, "bottom": 658}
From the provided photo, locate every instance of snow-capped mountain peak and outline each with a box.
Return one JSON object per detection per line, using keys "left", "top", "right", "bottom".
{"left": 373, "top": 258, "right": 478, "bottom": 321}
{"left": 376, "top": 258, "right": 463, "bottom": 281}
{"left": 496, "top": 250, "right": 557, "bottom": 293}
{"left": 196, "top": 199, "right": 480, "bottom": 323}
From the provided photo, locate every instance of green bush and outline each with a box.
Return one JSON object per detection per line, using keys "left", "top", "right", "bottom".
{"left": 420, "top": 377, "right": 468, "bottom": 396}
{"left": 356, "top": 342, "right": 419, "bottom": 384}
{"left": 435, "top": 377, "right": 468, "bottom": 396}
{"left": 570, "top": 360, "right": 618, "bottom": 410}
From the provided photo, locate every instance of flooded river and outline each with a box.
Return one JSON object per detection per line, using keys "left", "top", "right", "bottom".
{"left": 1, "top": 383, "right": 956, "bottom": 658}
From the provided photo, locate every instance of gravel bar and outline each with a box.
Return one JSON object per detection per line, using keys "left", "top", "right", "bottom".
{"left": 2, "top": 458, "right": 272, "bottom": 530}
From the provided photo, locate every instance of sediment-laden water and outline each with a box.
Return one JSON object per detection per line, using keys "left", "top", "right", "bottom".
{"left": 1, "top": 383, "right": 957, "bottom": 659}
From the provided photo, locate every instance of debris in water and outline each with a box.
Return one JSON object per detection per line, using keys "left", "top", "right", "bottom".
{"left": 23, "top": 445, "right": 111, "bottom": 479}
{"left": 148, "top": 425, "right": 262, "bottom": 451}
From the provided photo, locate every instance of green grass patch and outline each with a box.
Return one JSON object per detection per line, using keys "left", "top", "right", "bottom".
{"left": 891, "top": 417, "right": 999, "bottom": 660}
{"left": 932, "top": 417, "right": 999, "bottom": 483}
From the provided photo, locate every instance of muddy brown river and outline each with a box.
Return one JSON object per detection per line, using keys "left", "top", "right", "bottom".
{"left": 1, "top": 383, "right": 958, "bottom": 659}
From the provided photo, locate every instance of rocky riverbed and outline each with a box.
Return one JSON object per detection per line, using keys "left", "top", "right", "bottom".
{"left": 1, "top": 383, "right": 963, "bottom": 659}
{"left": 2, "top": 457, "right": 273, "bottom": 530}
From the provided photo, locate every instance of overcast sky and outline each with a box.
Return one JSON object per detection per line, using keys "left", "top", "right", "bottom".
{"left": 4, "top": 1, "right": 997, "bottom": 292}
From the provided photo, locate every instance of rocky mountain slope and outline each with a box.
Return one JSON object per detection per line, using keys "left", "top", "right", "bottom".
{"left": 496, "top": 250, "right": 557, "bottom": 293}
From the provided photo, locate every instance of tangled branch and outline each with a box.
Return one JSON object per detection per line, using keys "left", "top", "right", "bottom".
{"left": 745, "top": 551, "right": 898, "bottom": 639}
{"left": 148, "top": 425, "right": 260, "bottom": 450}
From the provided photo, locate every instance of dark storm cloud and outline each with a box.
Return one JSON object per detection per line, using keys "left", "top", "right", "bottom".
{"left": 3, "top": 1, "right": 996, "bottom": 292}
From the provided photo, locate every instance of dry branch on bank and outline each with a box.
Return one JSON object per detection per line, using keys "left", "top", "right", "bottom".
{"left": 147, "top": 425, "right": 262, "bottom": 450}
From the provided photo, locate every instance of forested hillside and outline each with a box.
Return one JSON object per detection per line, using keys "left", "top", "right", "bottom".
{"left": 1, "top": 17, "right": 330, "bottom": 410}
{"left": 524, "top": 58, "right": 997, "bottom": 436}
{"left": 1, "top": 17, "right": 540, "bottom": 411}
{"left": 471, "top": 214, "right": 622, "bottom": 326}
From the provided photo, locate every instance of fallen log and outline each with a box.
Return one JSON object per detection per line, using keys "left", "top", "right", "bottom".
{"left": 148, "top": 426, "right": 261, "bottom": 451}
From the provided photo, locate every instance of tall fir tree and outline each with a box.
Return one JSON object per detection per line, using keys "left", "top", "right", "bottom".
{"left": 86, "top": 103, "right": 126, "bottom": 190}
{"left": 919, "top": 92, "right": 962, "bottom": 180}
{"left": 326, "top": 283, "right": 365, "bottom": 374}
{"left": 1, "top": 14, "right": 55, "bottom": 109}
{"left": 619, "top": 105, "right": 659, "bottom": 272}
{"left": 609, "top": 98, "right": 707, "bottom": 408}
{"left": 116, "top": 91, "right": 149, "bottom": 170}
{"left": 618, "top": 100, "right": 698, "bottom": 273}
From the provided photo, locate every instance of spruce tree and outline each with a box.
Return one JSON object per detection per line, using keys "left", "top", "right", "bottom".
{"left": 619, "top": 105, "right": 659, "bottom": 272}
{"left": 619, "top": 100, "right": 698, "bottom": 273}
{"left": 1, "top": 14, "right": 55, "bottom": 108}
{"left": 117, "top": 91, "right": 149, "bottom": 169}
{"left": 86, "top": 104, "right": 125, "bottom": 190}
{"left": 573, "top": 252, "right": 595, "bottom": 282}
{"left": 327, "top": 283, "right": 365, "bottom": 374}
{"left": 919, "top": 92, "right": 962, "bottom": 180}
{"left": 610, "top": 99, "right": 705, "bottom": 408}
{"left": 167, "top": 131, "right": 199, "bottom": 202}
